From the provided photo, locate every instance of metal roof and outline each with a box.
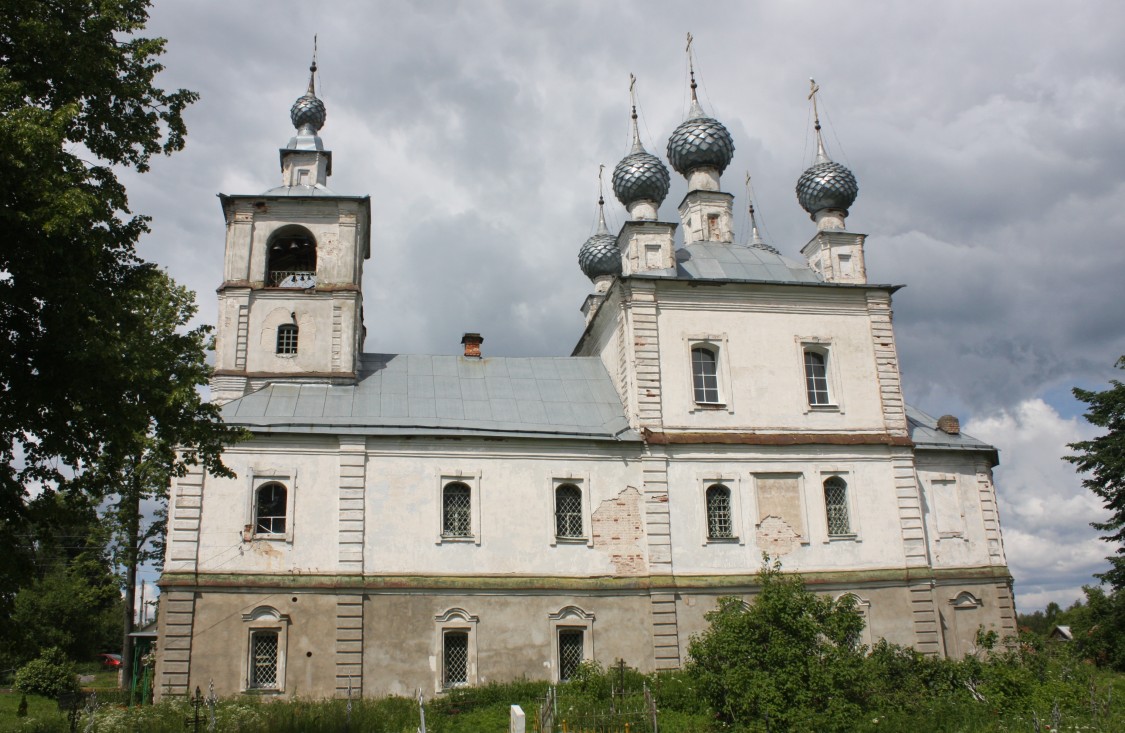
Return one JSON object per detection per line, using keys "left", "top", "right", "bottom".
{"left": 221, "top": 354, "right": 640, "bottom": 442}
{"left": 672, "top": 242, "right": 824, "bottom": 283}
{"left": 906, "top": 404, "right": 996, "bottom": 456}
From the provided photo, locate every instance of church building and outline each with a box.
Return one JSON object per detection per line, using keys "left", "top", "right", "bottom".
{"left": 154, "top": 59, "right": 1014, "bottom": 700}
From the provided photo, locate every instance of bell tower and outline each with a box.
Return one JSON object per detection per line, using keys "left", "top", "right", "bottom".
{"left": 210, "top": 58, "right": 371, "bottom": 404}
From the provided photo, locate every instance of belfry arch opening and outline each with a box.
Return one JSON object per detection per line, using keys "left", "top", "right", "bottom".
{"left": 266, "top": 225, "right": 317, "bottom": 288}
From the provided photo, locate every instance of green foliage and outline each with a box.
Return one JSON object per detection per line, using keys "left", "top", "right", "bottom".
{"left": 1067, "top": 584, "right": 1125, "bottom": 671}
{"left": 13, "top": 649, "right": 79, "bottom": 699}
{"left": 1067, "top": 356, "right": 1125, "bottom": 591}
{"left": 686, "top": 556, "right": 867, "bottom": 731}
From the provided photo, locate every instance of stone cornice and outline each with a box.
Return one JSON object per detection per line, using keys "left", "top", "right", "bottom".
{"left": 642, "top": 429, "right": 914, "bottom": 448}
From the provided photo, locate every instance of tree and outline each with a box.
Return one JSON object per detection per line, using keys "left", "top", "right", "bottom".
{"left": 0, "top": 1, "right": 215, "bottom": 521}
{"left": 1067, "top": 356, "right": 1125, "bottom": 590}
{"left": 686, "top": 557, "right": 867, "bottom": 731}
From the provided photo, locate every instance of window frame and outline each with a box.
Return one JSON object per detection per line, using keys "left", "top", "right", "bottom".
{"left": 823, "top": 476, "right": 853, "bottom": 538}
{"left": 245, "top": 469, "right": 296, "bottom": 543}
{"left": 684, "top": 335, "right": 734, "bottom": 413}
{"left": 547, "top": 605, "right": 595, "bottom": 684}
{"left": 817, "top": 468, "right": 860, "bottom": 543}
{"left": 276, "top": 323, "right": 299, "bottom": 356}
{"left": 705, "top": 484, "right": 735, "bottom": 541}
{"left": 435, "top": 472, "right": 481, "bottom": 545}
{"left": 796, "top": 338, "right": 844, "bottom": 413}
{"left": 698, "top": 474, "right": 745, "bottom": 546}
{"left": 241, "top": 606, "right": 290, "bottom": 694}
{"left": 434, "top": 608, "right": 478, "bottom": 692}
{"left": 548, "top": 476, "right": 593, "bottom": 547}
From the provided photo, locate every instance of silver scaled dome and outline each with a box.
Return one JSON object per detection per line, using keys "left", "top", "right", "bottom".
{"left": 291, "top": 92, "right": 326, "bottom": 134}
{"left": 796, "top": 154, "right": 858, "bottom": 216}
{"left": 666, "top": 100, "right": 735, "bottom": 177}
{"left": 612, "top": 107, "right": 670, "bottom": 208}
{"left": 612, "top": 147, "right": 670, "bottom": 208}
{"left": 578, "top": 198, "right": 621, "bottom": 280}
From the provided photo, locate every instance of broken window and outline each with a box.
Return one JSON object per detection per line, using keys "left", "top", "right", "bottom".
{"left": 255, "top": 483, "right": 287, "bottom": 535}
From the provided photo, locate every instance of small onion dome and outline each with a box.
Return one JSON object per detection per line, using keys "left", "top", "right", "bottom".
{"left": 666, "top": 99, "right": 735, "bottom": 177}
{"left": 578, "top": 198, "right": 621, "bottom": 280}
{"left": 612, "top": 106, "right": 670, "bottom": 208}
{"left": 796, "top": 154, "right": 858, "bottom": 216}
{"left": 290, "top": 62, "right": 326, "bottom": 134}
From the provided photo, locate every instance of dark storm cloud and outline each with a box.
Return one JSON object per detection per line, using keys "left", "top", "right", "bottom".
{"left": 125, "top": 1, "right": 1125, "bottom": 609}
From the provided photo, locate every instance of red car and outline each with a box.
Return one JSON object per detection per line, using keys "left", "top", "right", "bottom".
{"left": 97, "top": 653, "right": 122, "bottom": 669}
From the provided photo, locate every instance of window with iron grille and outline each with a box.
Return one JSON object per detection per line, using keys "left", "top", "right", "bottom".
{"left": 824, "top": 477, "right": 851, "bottom": 536}
{"left": 804, "top": 350, "right": 831, "bottom": 406}
{"left": 555, "top": 484, "right": 583, "bottom": 538}
{"left": 558, "top": 629, "right": 584, "bottom": 681}
{"left": 442, "top": 483, "right": 472, "bottom": 537}
{"left": 706, "top": 484, "right": 733, "bottom": 539}
{"left": 255, "top": 483, "right": 287, "bottom": 535}
{"left": 249, "top": 631, "right": 279, "bottom": 689}
{"left": 691, "top": 347, "right": 720, "bottom": 403}
{"left": 276, "top": 324, "right": 298, "bottom": 354}
{"left": 443, "top": 631, "right": 468, "bottom": 687}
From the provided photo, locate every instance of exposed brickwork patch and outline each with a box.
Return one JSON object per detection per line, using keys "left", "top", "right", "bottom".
{"left": 592, "top": 486, "right": 646, "bottom": 576}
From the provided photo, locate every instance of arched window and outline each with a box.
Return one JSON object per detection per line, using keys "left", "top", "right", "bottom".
{"left": 442, "top": 482, "right": 472, "bottom": 537}
{"left": 824, "top": 477, "right": 851, "bottom": 536}
{"left": 276, "top": 324, "right": 298, "bottom": 354}
{"left": 255, "top": 483, "right": 287, "bottom": 535}
{"left": 555, "top": 484, "right": 583, "bottom": 538}
{"left": 691, "top": 346, "right": 720, "bottom": 404}
{"left": 804, "top": 350, "right": 831, "bottom": 405}
{"left": 706, "top": 484, "right": 733, "bottom": 539}
{"left": 266, "top": 226, "right": 317, "bottom": 288}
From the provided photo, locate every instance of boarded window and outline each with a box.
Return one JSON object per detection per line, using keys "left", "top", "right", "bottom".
{"left": 932, "top": 480, "right": 965, "bottom": 536}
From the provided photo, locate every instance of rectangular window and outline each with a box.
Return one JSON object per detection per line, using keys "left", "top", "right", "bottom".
{"left": 555, "top": 485, "right": 584, "bottom": 538}
{"left": 824, "top": 478, "right": 851, "bottom": 536}
{"left": 692, "top": 347, "right": 720, "bottom": 404}
{"left": 443, "top": 631, "right": 468, "bottom": 687}
{"left": 249, "top": 631, "right": 279, "bottom": 689}
{"left": 558, "top": 629, "right": 584, "bottom": 681}
{"left": 276, "top": 324, "right": 298, "bottom": 355}
{"left": 442, "top": 482, "right": 472, "bottom": 537}
{"left": 804, "top": 350, "right": 831, "bottom": 406}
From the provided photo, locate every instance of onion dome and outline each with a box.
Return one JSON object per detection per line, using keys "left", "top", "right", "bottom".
{"left": 612, "top": 106, "right": 670, "bottom": 208}
{"left": 796, "top": 80, "right": 858, "bottom": 217}
{"left": 796, "top": 148, "right": 858, "bottom": 216}
{"left": 290, "top": 60, "right": 326, "bottom": 134}
{"left": 666, "top": 74, "right": 734, "bottom": 177}
{"left": 578, "top": 197, "right": 621, "bottom": 280}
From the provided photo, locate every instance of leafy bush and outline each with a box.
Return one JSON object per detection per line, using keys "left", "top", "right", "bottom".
{"left": 13, "top": 647, "right": 80, "bottom": 699}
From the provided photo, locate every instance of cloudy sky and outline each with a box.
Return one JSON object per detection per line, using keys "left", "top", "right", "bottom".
{"left": 121, "top": 1, "right": 1125, "bottom": 613}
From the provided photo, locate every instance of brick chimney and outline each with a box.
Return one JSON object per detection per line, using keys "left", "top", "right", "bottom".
{"left": 937, "top": 414, "right": 960, "bottom": 435}
{"left": 461, "top": 332, "right": 483, "bottom": 358}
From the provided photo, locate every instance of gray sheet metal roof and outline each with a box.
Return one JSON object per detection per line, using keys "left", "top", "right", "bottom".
{"left": 907, "top": 404, "right": 996, "bottom": 456}
{"left": 222, "top": 354, "right": 639, "bottom": 441}
{"left": 672, "top": 242, "right": 823, "bottom": 283}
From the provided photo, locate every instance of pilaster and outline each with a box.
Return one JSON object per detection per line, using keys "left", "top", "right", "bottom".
{"left": 866, "top": 290, "right": 909, "bottom": 436}
{"left": 155, "top": 591, "right": 197, "bottom": 698}
{"left": 167, "top": 459, "right": 204, "bottom": 569}
{"left": 334, "top": 595, "right": 364, "bottom": 698}
{"left": 338, "top": 436, "right": 366, "bottom": 571}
